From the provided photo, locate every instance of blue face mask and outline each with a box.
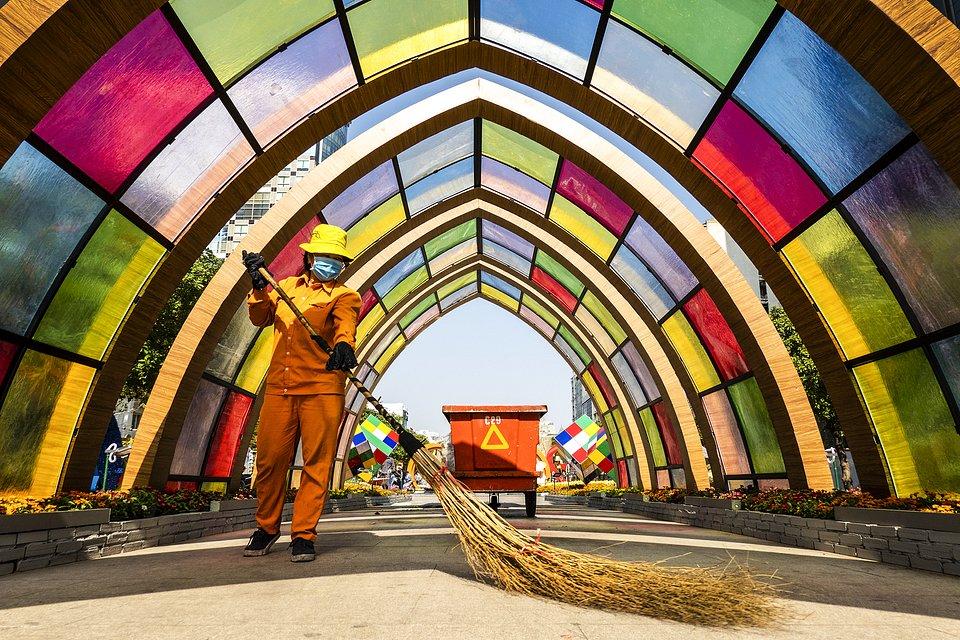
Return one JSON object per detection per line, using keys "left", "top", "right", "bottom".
{"left": 311, "top": 256, "right": 345, "bottom": 281}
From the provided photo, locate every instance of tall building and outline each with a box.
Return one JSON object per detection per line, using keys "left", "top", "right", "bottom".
{"left": 704, "top": 219, "right": 780, "bottom": 311}
{"left": 570, "top": 376, "right": 595, "bottom": 422}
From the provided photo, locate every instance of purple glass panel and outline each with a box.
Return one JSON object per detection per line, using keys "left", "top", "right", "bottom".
{"left": 121, "top": 99, "right": 253, "bottom": 240}
{"left": 482, "top": 220, "right": 534, "bottom": 259}
{"left": 480, "top": 156, "right": 551, "bottom": 213}
{"left": 322, "top": 161, "right": 399, "bottom": 229}
{"left": 844, "top": 143, "right": 960, "bottom": 332}
{"left": 404, "top": 305, "right": 440, "bottom": 339}
{"left": 170, "top": 379, "right": 228, "bottom": 476}
{"left": 692, "top": 100, "right": 827, "bottom": 243}
{"left": 520, "top": 305, "right": 555, "bottom": 338}
{"left": 227, "top": 19, "right": 356, "bottom": 145}
{"left": 556, "top": 160, "right": 632, "bottom": 235}
{"left": 624, "top": 216, "right": 697, "bottom": 300}
{"left": 34, "top": 11, "right": 212, "bottom": 193}
{"left": 622, "top": 341, "right": 660, "bottom": 402}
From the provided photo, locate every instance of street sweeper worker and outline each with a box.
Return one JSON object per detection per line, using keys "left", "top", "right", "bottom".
{"left": 239, "top": 224, "right": 361, "bottom": 562}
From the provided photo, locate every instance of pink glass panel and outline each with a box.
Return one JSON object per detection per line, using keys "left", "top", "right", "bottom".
{"left": 269, "top": 215, "right": 322, "bottom": 279}
{"left": 584, "top": 0, "right": 605, "bottom": 8}
{"left": 359, "top": 289, "right": 379, "bottom": 320}
{"left": 532, "top": 267, "right": 577, "bottom": 313}
{"left": 481, "top": 156, "right": 550, "bottom": 213}
{"left": 588, "top": 362, "right": 617, "bottom": 408}
{"left": 203, "top": 392, "right": 254, "bottom": 477}
{"left": 556, "top": 160, "right": 633, "bottom": 235}
{"left": 0, "top": 340, "right": 17, "bottom": 386}
{"left": 692, "top": 100, "right": 826, "bottom": 243}
{"left": 34, "top": 11, "right": 212, "bottom": 193}
{"left": 652, "top": 403, "right": 682, "bottom": 466}
{"left": 682, "top": 288, "right": 749, "bottom": 381}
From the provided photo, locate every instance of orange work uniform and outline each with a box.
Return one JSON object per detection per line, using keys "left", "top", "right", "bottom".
{"left": 247, "top": 273, "right": 361, "bottom": 541}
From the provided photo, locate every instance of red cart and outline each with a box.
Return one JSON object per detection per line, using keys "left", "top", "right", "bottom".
{"left": 442, "top": 405, "right": 546, "bottom": 517}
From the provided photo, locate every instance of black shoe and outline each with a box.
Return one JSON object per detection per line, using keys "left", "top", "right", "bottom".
{"left": 243, "top": 528, "right": 280, "bottom": 557}
{"left": 290, "top": 537, "right": 315, "bottom": 563}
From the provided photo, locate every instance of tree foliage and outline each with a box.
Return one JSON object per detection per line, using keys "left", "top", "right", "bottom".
{"left": 121, "top": 249, "right": 224, "bottom": 401}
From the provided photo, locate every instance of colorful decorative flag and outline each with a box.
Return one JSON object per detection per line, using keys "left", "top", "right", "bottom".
{"left": 347, "top": 414, "right": 399, "bottom": 477}
{"left": 555, "top": 415, "right": 615, "bottom": 479}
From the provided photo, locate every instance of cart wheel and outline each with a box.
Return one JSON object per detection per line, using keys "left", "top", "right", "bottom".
{"left": 489, "top": 494, "right": 500, "bottom": 510}
{"left": 524, "top": 491, "right": 537, "bottom": 517}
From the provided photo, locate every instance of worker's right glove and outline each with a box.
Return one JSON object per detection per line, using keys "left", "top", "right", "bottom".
{"left": 241, "top": 250, "right": 269, "bottom": 291}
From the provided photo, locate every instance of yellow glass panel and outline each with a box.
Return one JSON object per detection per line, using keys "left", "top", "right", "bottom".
{"left": 581, "top": 371, "right": 609, "bottom": 414}
{"left": 610, "top": 407, "right": 633, "bottom": 457}
{"left": 662, "top": 311, "right": 720, "bottom": 392}
{"left": 581, "top": 291, "right": 627, "bottom": 345}
{"left": 235, "top": 328, "right": 273, "bottom": 393}
{"left": 521, "top": 295, "right": 559, "bottom": 328}
{"left": 346, "top": 194, "right": 406, "bottom": 258}
{"left": 438, "top": 272, "right": 477, "bottom": 299}
{"left": 201, "top": 481, "right": 228, "bottom": 493}
{"left": 481, "top": 284, "right": 519, "bottom": 312}
{"left": 357, "top": 303, "right": 385, "bottom": 345}
{"left": 548, "top": 194, "right": 617, "bottom": 259}
{"left": 481, "top": 120, "right": 558, "bottom": 185}
{"left": 575, "top": 305, "right": 617, "bottom": 355}
{"left": 375, "top": 333, "right": 406, "bottom": 372}
{"left": 348, "top": 0, "right": 469, "bottom": 79}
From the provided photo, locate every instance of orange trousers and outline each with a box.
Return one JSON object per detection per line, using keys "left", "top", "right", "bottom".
{"left": 254, "top": 393, "right": 343, "bottom": 541}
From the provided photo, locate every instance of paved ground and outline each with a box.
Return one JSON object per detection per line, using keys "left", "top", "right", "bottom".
{"left": 1, "top": 495, "right": 958, "bottom": 639}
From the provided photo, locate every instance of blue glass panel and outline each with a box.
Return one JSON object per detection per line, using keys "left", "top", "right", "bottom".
{"left": 932, "top": 335, "right": 960, "bottom": 409}
{"left": 483, "top": 239, "right": 532, "bottom": 276}
{"left": 480, "top": 156, "right": 550, "bottom": 213}
{"left": 397, "top": 121, "right": 473, "bottom": 186}
{"left": 323, "top": 161, "right": 399, "bottom": 229}
{"left": 482, "top": 220, "right": 534, "bottom": 259}
{"left": 610, "top": 246, "right": 674, "bottom": 319}
{"left": 404, "top": 156, "right": 474, "bottom": 214}
{"left": 439, "top": 283, "right": 476, "bottom": 310}
{"left": 374, "top": 249, "right": 424, "bottom": 294}
{"left": 554, "top": 332, "right": 586, "bottom": 371}
{"left": 623, "top": 216, "right": 696, "bottom": 300}
{"left": 481, "top": 271, "right": 521, "bottom": 300}
{"left": 734, "top": 12, "right": 909, "bottom": 194}
{"left": 480, "top": 0, "right": 600, "bottom": 79}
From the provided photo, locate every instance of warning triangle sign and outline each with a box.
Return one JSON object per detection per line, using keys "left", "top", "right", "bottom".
{"left": 480, "top": 423, "right": 509, "bottom": 450}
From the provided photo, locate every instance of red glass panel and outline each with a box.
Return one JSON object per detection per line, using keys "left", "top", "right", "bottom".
{"left": 165, "top": 480, "right": 198, "bottom": 491}
{"left": 617, "top": 459, "right": 628, "bottom": 487}
{"left": 34, "top": 11, "right": 212, "bottom": 193}
{"left": 532, "top": 267, "right": 577, "bottom": 313}
{"left": 556, "top": 160, "right": 633, "bottom": 235}
{"left": 203, "top": 392, "right": 254, "bottom": 477}
{"left": 692, "top": 100, "right": 826, "bottom": 243}
{"left": 269, "top": 215, "right": 322, "bottom": 280}
{"left": 682, "top": 288, "right": 749, "bottom": 381}
{"left": 588, "top": 362, "right": 617, "bottom": 408}
{"left": 652, "top": 403, "right": 682, "bottom": 466}
{"left": 0, "top": 340, "right": 17, "bottom": 387}
{"left": 359, "top": 289, "right": 379, "bottom": 320}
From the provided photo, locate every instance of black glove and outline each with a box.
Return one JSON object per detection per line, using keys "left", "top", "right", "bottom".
{"left": 241, "top": 250, "right": 269, "bottom": 291}
{"left": 325, "top": 341, "right": 357, "bottom": 372}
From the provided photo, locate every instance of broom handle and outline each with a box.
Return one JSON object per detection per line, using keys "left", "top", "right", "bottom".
{"left": 255, "top": 267, "right": 409, "bottom": 438}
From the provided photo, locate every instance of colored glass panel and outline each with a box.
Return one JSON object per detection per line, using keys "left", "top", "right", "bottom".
{"left": 405, "top": 305, "right": 440, "bottom": 339}
{"left": 269, "top": 215, "right": 321, "bottom": 280}
{"left": 345, "top": 194, "right": 406, "bottom": 257}
{"left": 235, "top": 328, "right": 273, "bottom": 393}
{"left": 0, "top": 143, "right": 104, "bottom": 335}
{"left": 34, "top": 211, "right": 164, "bottom": 359}
{"left": 0, "top": 341, "right": 16, "bottom": 387}
{"left": 612, "top": 0, "right": 775, "bottom": 85}
{"left": 783, "top": 210, "right": 914, "bottom": 360}
{"left": 348, "top": 0, "right": 468, "bottom": 78}
{"left": 481, "top": 120, "right": 558, "bottom": 185}
{"left": 609, "top": 246, "right": 673, "bottom": 319}
{"left": 358, "top": 289, "right": 379, "bottom": 321}
{"left": 481, "top": 283, "right": 520, "bottom": 312}
{"left": 324, "top": 161, "right": 399, "bottom": 229}
{"left": 576, "top": 305, "right": 616, "bottom": 355}
{"left": 438, "top": 273, "right": 477, "bottom": 299}
{"left": 611, "top": 351, "right": 647, "bottom": 408}
{"left": 549, "top": 194, "right": 618, "bottom": 259}
{"left": 169, "top": 380, "right": 229, "bottom": 476}
{"left": 0, "top": 350, "right": 96, "bottom": 493}
{"left": 483, "top": 240, "right": 532, "bottom": 276}
{"left": 227, "top": 19, "right": 355, "bottom": 145}
{"left": 593, "top": 18, "right": 719, "bottom": 146}
{"left": 404, "top": 157, "right": 474, "bottom": 215}
{"left": 397, "top": 121, "right": 473, "bottom": 186}
{"left": 202, "top": 392, "right": 254, "bottom": 477}
{"left": 425, "top": 220, "right": 476, "bottom": 259}
{"left": 558, "top": 325, "right": 590, "bottom": 367}
{"left": 622, "top": 341, "right": 660, "bottom": 402}
{"left": 682, "top": 289, "right": 749, "bottom": 381}
{"left": 34, "top": 11, "right": 212, "bottom": 193}
{"left": 727, "top": 377, "right": 785, "bottom": 474}
{"left": 853, "top": 349, "right": 960, "bottom": 494}
{"left": 581, "top": 291, "right": 627, "bottom": 346}
{"left": 520, "top": 304, "right": 555, "bottom": 338}
{"left": 932, "top": 335, "right": 960, "bottom": 410}
{"left": 844, "top": 144, "right": 960, "bottom": 332}
{"left": 639, "top": 407, "right": 667, "bottom": 467}
{"left": 357, "top": 302, "right": 384, "bottom": 343}
{"left": 581, "top": 371, "right": 609, "bottom": 414}
{"left": 734, "top": 12, "right": 910, "bottom": 194}
{"left": 655, "top": 468, "right": 670, "bottom": 487}
{"left": 440, "top": 283, "right": 476, "bottom": 311}
{"left": 122, "top": 100, "right": 253, "bottom": 241}
{"left": 207, "top": 304, "right": 261, "bottom": 382}
{"left": 382, "top": 267, "right": 428, "bottom": 309}
{"left": 376, "top": 249, "right": 424, "bottom": 294}
{"left": 702, "top": 390, "right": 751, "bottom": 476}
{"left": 532, "top": 267, "right": 578, "bottom": 313}
{"left": 482, "top": 220, "right": 534, "bottom": 259}
{"left": 556, "top": 161, "right": 633, "bottom": 236}
{"left": 662, "top": 311, "right": 720, "bottom": 392}
{"left": 481, "top": 272, "right": 521, "bottom": 301}
{"left": 375, "top": 333, "right": 406, "bottom": 372}
{"left": 693, "top": 100, "right": 827, "bottom": 243}
{"left": 521, "top": 295, "right": 559, "bottom": 329}
{"left": 480, "top": 157, "right": 551, "bottom": 213}
{"left": 554, "top": 332, "right": 586, "bottom": 371}
{"left": 171, "top": 0, "right": 336, "bottom": 85}
{"left": 430, "top": 238, "right": 476, "bottom": 273}
{"left": 534, "top": 252, "right": 584, "bottom": 297}
{"left": 588, "top": 362, "right": 617, "bottom": 409}
{"left": 652, "top": 402, "right": 682, "bottom": 466}
{"left": 400, "top": 295, "right": 437, "bottom": 329}
{"left": 623, "top": 216, "right": 696, "bottom": 300}
{"left": 367, "top": 325, "right": 400, "bottom": 365}
{"left": 612, "top": 408, "right": 632, "bottom": 456}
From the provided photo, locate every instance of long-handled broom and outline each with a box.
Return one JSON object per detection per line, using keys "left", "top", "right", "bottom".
{"left": 256, "top": 265, "right": 780, "bottom": 627}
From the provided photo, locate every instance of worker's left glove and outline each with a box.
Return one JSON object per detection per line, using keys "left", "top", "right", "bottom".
{"left": 325, "top": 341, "right": 357, "bottom": 372}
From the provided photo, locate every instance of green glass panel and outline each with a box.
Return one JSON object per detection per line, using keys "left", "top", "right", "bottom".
{"left": 581, "top": 291, "right": 627, "bottom": 345}
{"left": 783, "top": 209, "right": 914, "bottom": 360}
{"left": 661, "top": 311, "right": 720, "bottom": 392}
{"left": 172, "top": 0, "right": 337, "bottom": 85}
{"left": 438, "top": 272, "right": 477, "bottom": 299}
{"left": 611, "top": 0, "right": 776, "bottom": 85}
{"left": 424, "top": 219, "right": 476, "bottom": 260}
{"left": 399, "top": 295, "right": 437, "bottom": 328}
{"left": 534, "top": 251, "right": 584, "bottom": 297}
{"left": 612, "top": 407, "right": 632, "bottom": 456}
{"left": 481, "top": 120, "right": 558, "bottom": 185}
{"left": 348, "top": 0, "right": 469, "bottom": 78}
{"left": 521, "top": 294, "right": 559, "bottom": 329}
{"left": 640, "top": 407, "right": 667, "bottom": 467}
{"left": 34, "top": 211, "right": 164, "bottom": 359}
{"left": 853, "top": 349, "right": 960, "bottom": 494}
{"left": 558, "top": 324, "right": 589, "bottom": 365}
{"left": 382, "top": 266, "right": 428, "bottom": 309}
{"left": 727, "top": 377, "right": 785, "bottom": 474}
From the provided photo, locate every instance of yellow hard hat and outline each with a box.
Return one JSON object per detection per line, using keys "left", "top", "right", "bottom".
{"left": 298, "top": 224, "right": 353, "bottom": 260}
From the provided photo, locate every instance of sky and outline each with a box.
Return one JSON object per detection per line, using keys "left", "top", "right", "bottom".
{"left": 372, "top": 299, "right": 574, "bottom": 436}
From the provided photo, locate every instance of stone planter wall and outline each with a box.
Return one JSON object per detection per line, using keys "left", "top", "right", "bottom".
{"left": 542, "top": 494, "right": 587, "bottom": 506}
{"left": 586, "top": 495, "right": 623, "bottom": 510}
{"left": 365, "top": 494, "right": 413, "bottom": 507}
{"left": 622, "top": 500, "right": 960, "bottom": 576}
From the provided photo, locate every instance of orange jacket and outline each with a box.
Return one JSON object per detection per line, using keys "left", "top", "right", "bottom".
{"left": 247, "top": 274, "right": 362, "bottom": 396}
